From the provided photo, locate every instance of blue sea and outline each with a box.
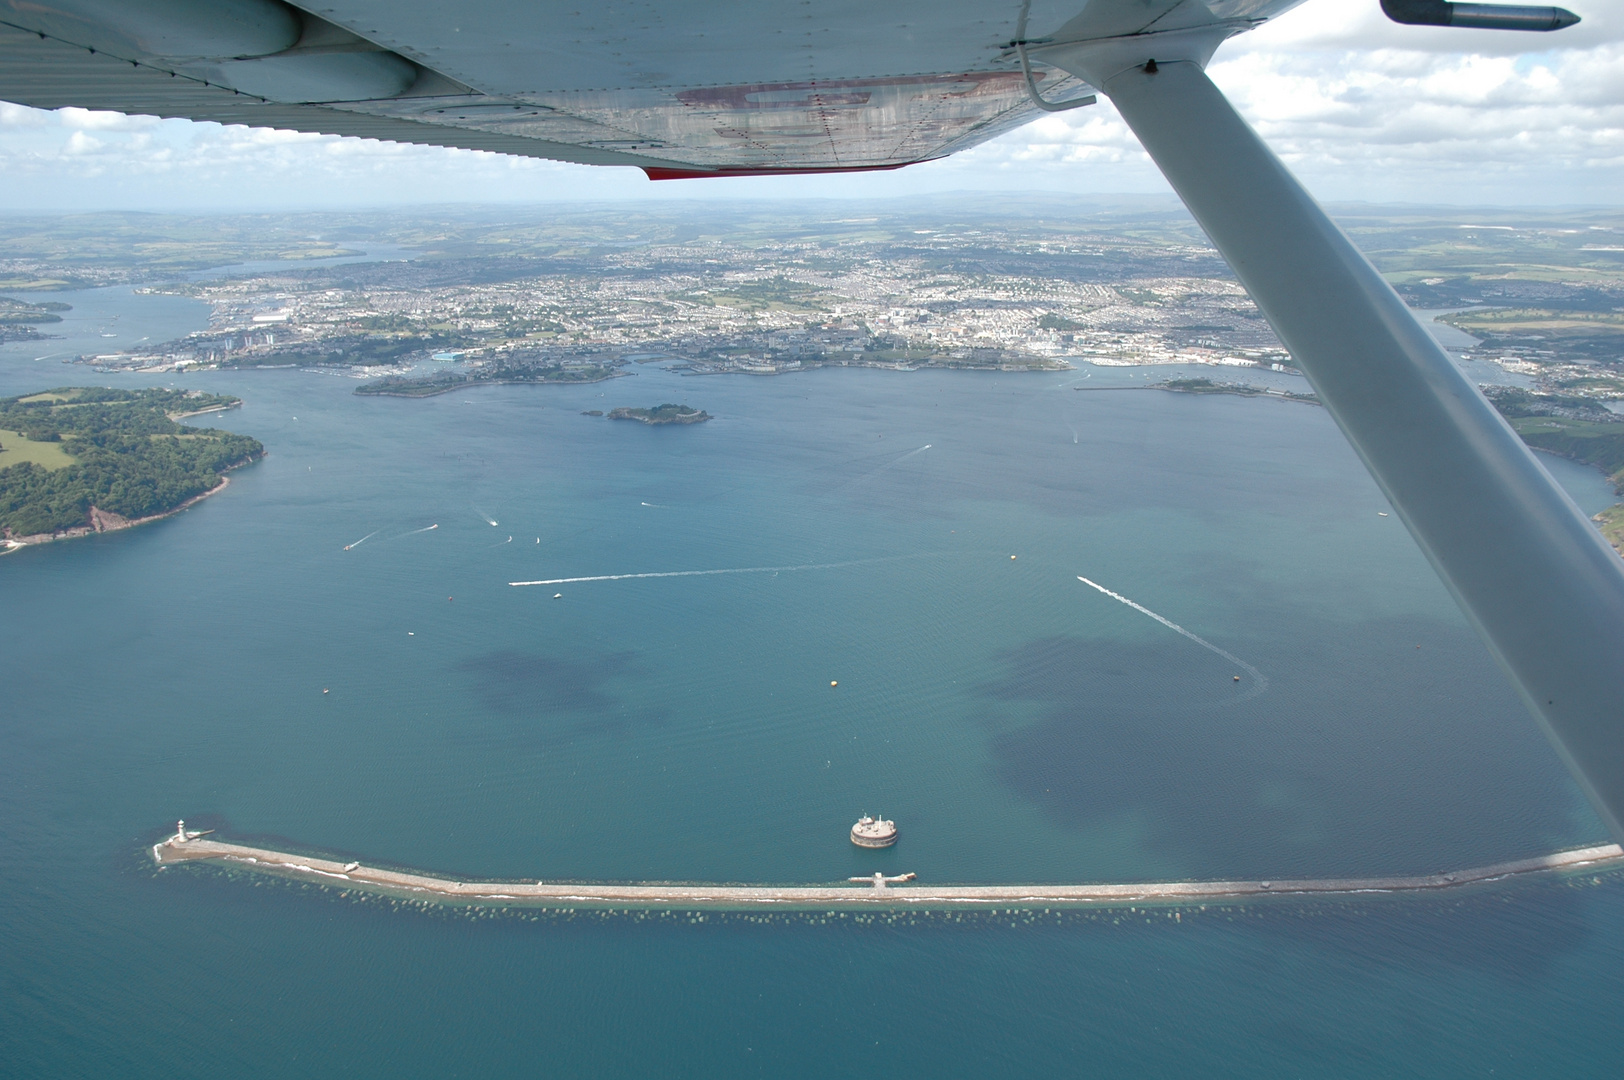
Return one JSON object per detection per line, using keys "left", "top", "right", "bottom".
{"left": 4, "top": 280, "right": 1623, "bottom": 1077}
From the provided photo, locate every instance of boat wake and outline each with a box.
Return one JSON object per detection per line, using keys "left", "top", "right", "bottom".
{"left": 1076, "top": 576, "right": 1269, "bottom": 701}
{"left": 835, "top": 444, "right": 933, "bottom": 492}
{"left": 511, "top": 554, "right": 917, "bottom": 588}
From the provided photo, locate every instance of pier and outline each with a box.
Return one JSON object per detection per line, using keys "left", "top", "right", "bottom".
{"left": 151, "top": 831, "right": 1624, "bottom": 912}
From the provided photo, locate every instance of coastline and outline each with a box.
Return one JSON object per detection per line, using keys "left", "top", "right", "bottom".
{"left": 152, "top": 834, "right": 1624, "bottom": 913}
{"left": 1151, "top": 381, "right": 1320, "bottom": 406}
{"left": 168, "top": 401, "right": 242, "bottom": 421}
{"left": 679, "top": 358, "right": 1071, "bottom": 377}
{"left": 1070, "top": 384, "right": 1316, "bottom": 404}
{"left": 355, "top": 372, "right": 625, "bottom": 398}
{"left": 2, "top": 455, "right": 258, "bottom": 550}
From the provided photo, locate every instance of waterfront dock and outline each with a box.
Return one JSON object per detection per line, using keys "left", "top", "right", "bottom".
{"left": 151, "top": 831, "right": 1624, "bottom": 912}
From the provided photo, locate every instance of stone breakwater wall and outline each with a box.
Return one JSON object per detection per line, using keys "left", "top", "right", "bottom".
{"left": 152, "top": 837, "right": 1624, "bottom": 911}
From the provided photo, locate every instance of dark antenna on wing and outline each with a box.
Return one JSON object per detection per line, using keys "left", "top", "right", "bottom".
{"left": 1014, "top": 1, "right": 1097, "bottom": 113}
{"left": 1381, "top": 0, "right": 1580, "bottom": 31}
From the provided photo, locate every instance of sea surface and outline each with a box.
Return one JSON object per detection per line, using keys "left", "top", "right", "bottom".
{"left": 3, "top": 283, "right": 1624, "bottom": 1076}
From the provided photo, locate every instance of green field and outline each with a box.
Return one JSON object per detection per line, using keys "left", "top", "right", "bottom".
{"left": 1509, "top": 415, "right": 1624, "bottom": 489}
{"left": 0, "top": 429, "right": 77, "bottom": 470}
{"left": 1594, "top": 506, "right": 1624, "bottom": 552}
{"left": 1446, "top": 309, "right": 1624, "bottom": 335}
{"left": 670, "top": 276, "right": 828, "bottom": 313}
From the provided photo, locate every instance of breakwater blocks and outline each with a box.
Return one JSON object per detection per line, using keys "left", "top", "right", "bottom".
{"left": 150, "top": 831, "right": 1624, "bottom": 913}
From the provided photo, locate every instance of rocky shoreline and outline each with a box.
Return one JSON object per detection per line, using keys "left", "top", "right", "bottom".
{"left": 2, "top": 454, "right": 258, "bottom": 550}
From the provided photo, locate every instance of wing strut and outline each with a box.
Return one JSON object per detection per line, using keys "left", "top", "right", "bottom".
{"left": 1047, "top": 46, "right": 1624, "bottom": 839}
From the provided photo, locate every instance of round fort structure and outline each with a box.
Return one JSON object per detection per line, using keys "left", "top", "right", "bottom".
{"left": 850, "top": 815, "right": 898, "bottom": 848}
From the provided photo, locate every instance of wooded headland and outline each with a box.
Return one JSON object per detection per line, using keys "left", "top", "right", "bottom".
{"left": 0, "top": 387, "right": 262, "bottom": 543}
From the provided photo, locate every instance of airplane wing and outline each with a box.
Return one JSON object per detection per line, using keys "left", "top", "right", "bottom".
{"left": 5, "top": 0, "right": 1621, "bottom": 841}
{"left": 0, "top": 0, "right": 1201, "bottom": 176}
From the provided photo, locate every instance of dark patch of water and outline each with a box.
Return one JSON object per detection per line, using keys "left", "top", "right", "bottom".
{"left": 979, "top": 613, "right": 1590, "bottom": 878}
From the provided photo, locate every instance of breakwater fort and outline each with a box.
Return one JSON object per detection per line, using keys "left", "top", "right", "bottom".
{"left": 152, "top": 826, "right": 1624, "bottom": 912}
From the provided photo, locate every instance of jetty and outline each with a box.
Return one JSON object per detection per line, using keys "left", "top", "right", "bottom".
{"left": 151, "top": 827, "right": 1624, "bottom": 912}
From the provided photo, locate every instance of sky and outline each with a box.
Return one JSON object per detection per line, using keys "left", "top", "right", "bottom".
{"left": 0, "top": 0, "right": 1618, "bottom": 211}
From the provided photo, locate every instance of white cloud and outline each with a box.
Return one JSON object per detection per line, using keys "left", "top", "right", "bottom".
{"left": 58, "top": 107, "right": 155, "bottom": 131}
{"left": 62, "top": 130, "right": 103, "bottom": 155}
{"left": 963, "top": 0, "right": 1624, "bottom": 204}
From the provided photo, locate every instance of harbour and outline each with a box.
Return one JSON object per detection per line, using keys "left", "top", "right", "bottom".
{"left": 11, "top": 332, "right": 1624, "bottom": 1073}
{"left": 152, "top": 828, "right": 1624, "bottom": 912}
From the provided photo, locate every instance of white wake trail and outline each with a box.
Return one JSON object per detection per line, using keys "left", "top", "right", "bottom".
{"left": 864, "top": 443, "right": 933, "bottom": 476}
{"left": 835, "top": 444, "right": 933, "bottom": 492}
{"left": 881, "top": 443, "right": 932, "bottom": 471}
{"left": 512, "top": 555, "right": 909, "bottom": 588}
{"left": 1076, "top": 576, "right": 1269, "bottom": 700}
{"left": 344, "top": 530, "right": 379, "bottom": 550}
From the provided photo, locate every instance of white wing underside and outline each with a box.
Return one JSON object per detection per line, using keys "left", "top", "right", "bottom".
{"left": 0, "top": 1, "right": 1303, "bottom": 175}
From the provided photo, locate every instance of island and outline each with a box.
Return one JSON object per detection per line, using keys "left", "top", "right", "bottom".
{"left": 606, "top": 403, "right": 711, "bottom": 425}
{"left": 0, "top": 387, "right": 262, "bottom": 547}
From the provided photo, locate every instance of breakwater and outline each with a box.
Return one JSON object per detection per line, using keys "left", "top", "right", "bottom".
{"left": 152, "top": 833, "right": 1624, "bottom": 911}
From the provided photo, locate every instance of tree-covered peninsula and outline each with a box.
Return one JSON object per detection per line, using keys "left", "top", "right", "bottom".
{"left": 0, "top": 295, "right": 70, "bottom": 343}
{"left": 0, "top": 387, "right": 262, "bottom": 541}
